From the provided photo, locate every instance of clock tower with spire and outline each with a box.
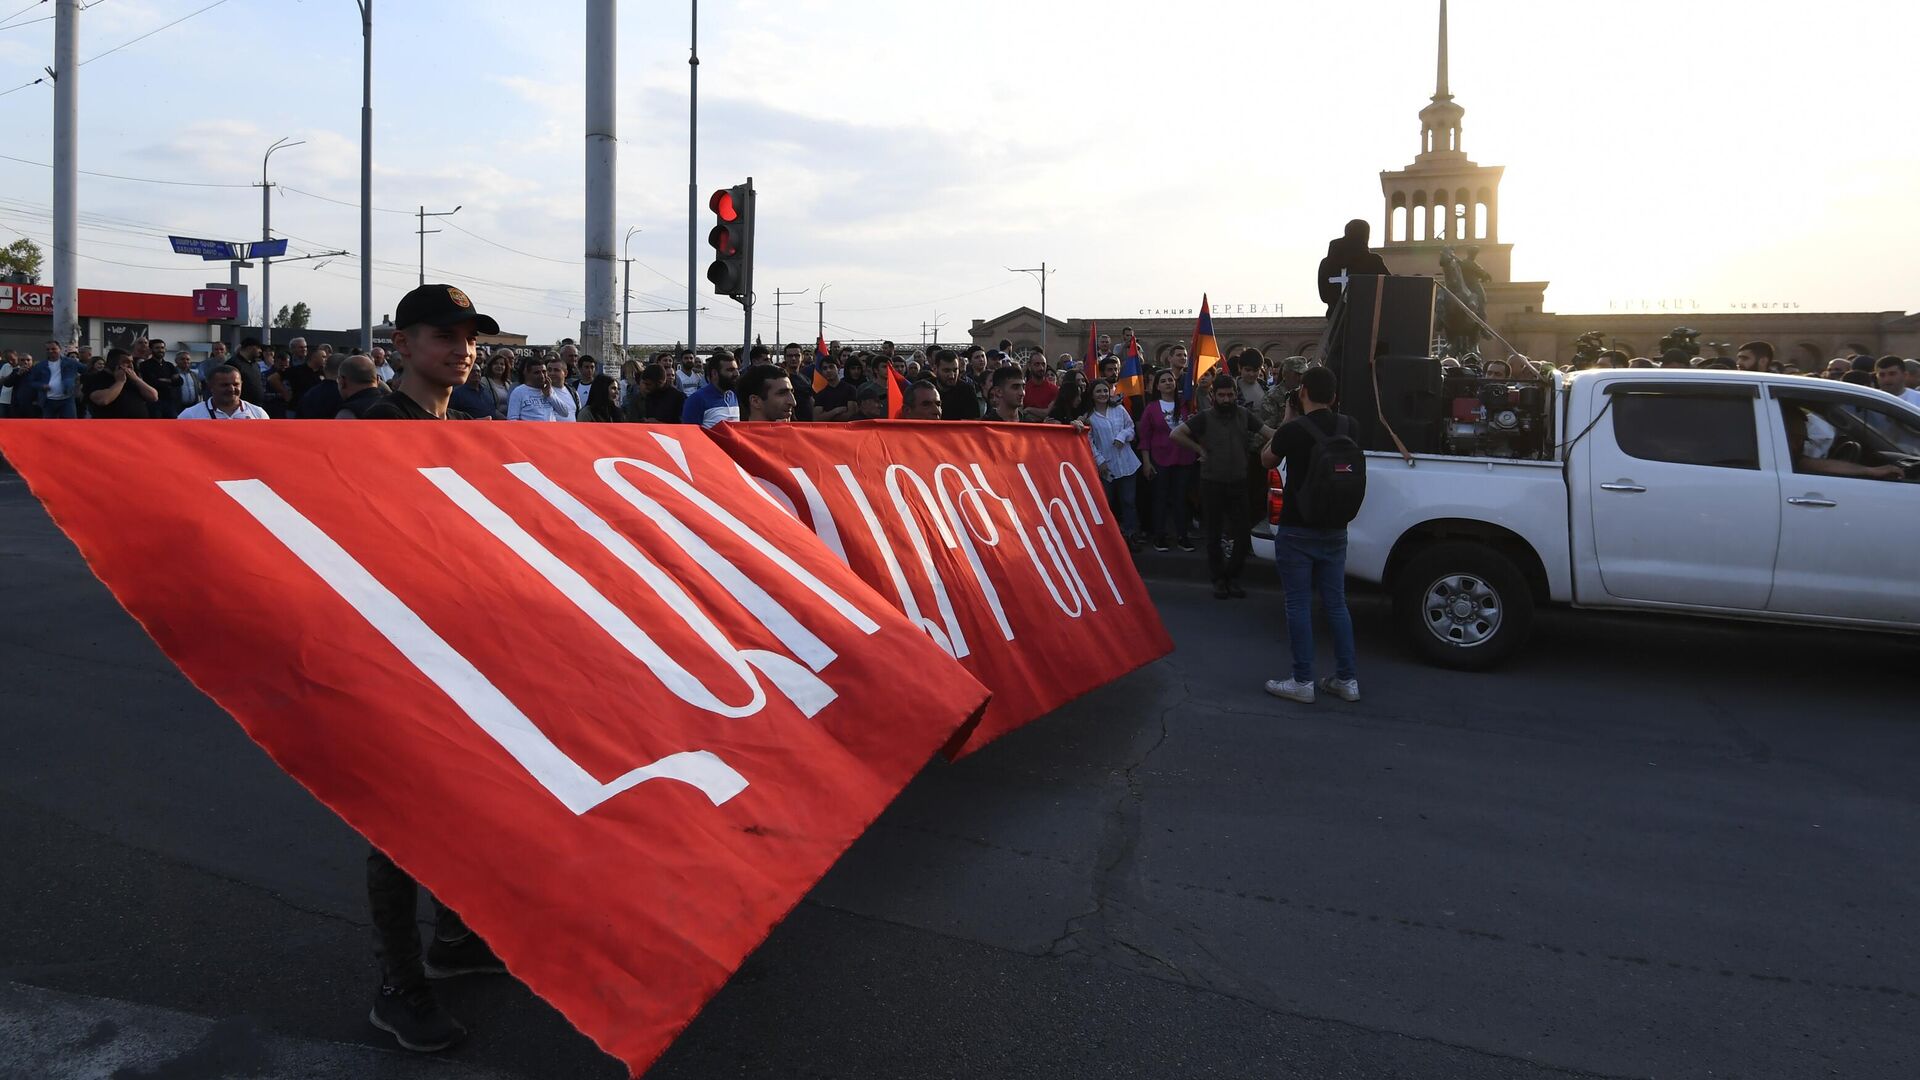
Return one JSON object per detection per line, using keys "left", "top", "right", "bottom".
{"left": 1377, "top": 0, "right": 1547, "bottom": 321}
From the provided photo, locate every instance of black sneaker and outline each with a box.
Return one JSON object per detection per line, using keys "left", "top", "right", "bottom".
{"left": 1226, "top": 580, "right": 1248, "bottom": 599}
{"left": 370, "top": 982, "right": 465, "bottom": 1053}
{"left": 425, "top": 932, "right": 507, "bottom": 979}
{"left": 1177, "top": 538, "right": 1196, "bottom": 552}
{"left": 1212, "top": 579, "right": 1230, "bottom": 600}
{"left": 1152, "top": 537, "right": 1171, "bottom": 552}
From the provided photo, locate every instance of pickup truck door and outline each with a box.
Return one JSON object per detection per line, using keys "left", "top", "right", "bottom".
{"left": 1584, "top": 383, "right": 1779, "bottom": 609}
{"left": 1764, "top": 388, "right": 1920, "bottom": 624}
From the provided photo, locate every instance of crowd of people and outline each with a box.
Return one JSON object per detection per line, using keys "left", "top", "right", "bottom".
{"left": 6, "top": 278, "right": 1916, "bottom": 1055}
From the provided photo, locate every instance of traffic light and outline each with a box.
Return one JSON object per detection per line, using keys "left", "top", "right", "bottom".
{"left": 706, "top": 180, "right": 754, "bottom": 302}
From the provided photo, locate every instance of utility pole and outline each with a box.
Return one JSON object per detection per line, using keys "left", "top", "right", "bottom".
{"left": 583, "top": 0, "right": 617, "bottom": 372}
{"left": 621, "top": 226, "right": 639, "bottom": 350}
{"left": 259, "top": 136, "right": 303, "bottom": 343}
{"left": 816, "top": 283, "right": 829, "bottom": 343}
{"left": 1007, "top": 262, "right": 1053, "bottom": 358}
{"left": 357, "top": 0, "right": 372, "bottom": 353}
{"left": 416, "top": 204, "right": 459, "bottom": 285}
{"left": 929, "top": 312, "right": 947, "bottom": 350}
{"left": 770, "top": 286, "right": 807, "bottom": 346}
{"left": 686, "top": 0, "right": 699, "bottom": 354}
{"left": 50, "top": 0, "right": 78, "bottom": 351}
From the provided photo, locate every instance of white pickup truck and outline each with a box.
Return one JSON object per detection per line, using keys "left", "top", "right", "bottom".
{"left": 1257, "top": 370, "right": 1920, "bottom": 668}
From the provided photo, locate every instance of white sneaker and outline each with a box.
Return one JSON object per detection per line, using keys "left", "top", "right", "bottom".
{"left": 1316, "top": 677, "right": 1361, "bottom": 703}
{"left": 1265, "top": 678, "right": 1316, "bottom": 703}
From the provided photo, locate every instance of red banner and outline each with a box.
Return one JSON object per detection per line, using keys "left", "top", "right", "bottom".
{"left": 711, "top": 421, "right": 1173, "bottom": 756}
{"left": 0, "top": 420, "right": 992, "bottom": 1076}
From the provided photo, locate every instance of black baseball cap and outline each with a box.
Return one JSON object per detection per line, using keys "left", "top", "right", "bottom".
{"left": 395, "top": 283, "right": 500, "bottom": 335}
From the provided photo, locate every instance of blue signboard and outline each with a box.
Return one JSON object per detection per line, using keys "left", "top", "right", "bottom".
{"left": 248, "top": 239, "right": 289, "bottom": 259}
{"left": 168, "top": 235, "right": 240, "bottom": 261}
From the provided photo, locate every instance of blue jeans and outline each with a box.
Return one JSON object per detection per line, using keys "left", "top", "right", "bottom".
{"left": 40, "top": 396, "right": 76, "bottom": 419}
{"left": 1274, "top": 525, "right": 1357, "bottom": 682}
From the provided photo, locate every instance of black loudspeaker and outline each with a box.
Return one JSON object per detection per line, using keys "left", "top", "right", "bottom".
{"left": 1372, "top": 355, "right": 1442, "bottom": 454}
{"left": 1328, "top": 275, "right": 1439, "bottom": 453}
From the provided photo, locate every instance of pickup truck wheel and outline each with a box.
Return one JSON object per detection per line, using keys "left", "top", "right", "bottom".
{"left": 1394, "top": 542, "right": 1534, "bottom": 670}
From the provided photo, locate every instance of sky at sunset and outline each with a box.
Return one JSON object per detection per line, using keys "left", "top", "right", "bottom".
{"left": 0, "top": 0, "right": 1912, "bottom": 345}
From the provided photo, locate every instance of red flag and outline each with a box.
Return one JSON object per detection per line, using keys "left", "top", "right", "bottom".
{"left": 884, "top": 363, "right": 909, "bottom": 418}
{"left": 1084, "top": 320, "right": 1099, "bottom": 375}
{"left": 710, "top": 421, "right": 1172, "bottom": 756}
{"left": 0, "top": 420, "right": 990, "bottom": 1077}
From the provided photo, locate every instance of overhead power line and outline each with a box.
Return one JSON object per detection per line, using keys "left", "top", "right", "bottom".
{"left": 0, "top": 0, "right": 235, "bottom": 98}
{"left": 0, "top": 151, "right": 255, "bottom": 188}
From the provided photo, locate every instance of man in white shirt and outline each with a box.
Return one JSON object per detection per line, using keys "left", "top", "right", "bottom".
{"left": 673, "top": 350, "right": 704, "bottom": 396}
{"left": 1874, "top": 355, "right": 1920, "bottom": 408}
{"left": 543, "top": 357, "right": 577, "bottom": 420}
{"left": 506, "top": 356, "right": 573, "bottom": 421}
{"left": 370, "top": 345, "right": 396, "bottom": 385}
{"left": 178, "top": 366, "right": 270, "bottom": 419}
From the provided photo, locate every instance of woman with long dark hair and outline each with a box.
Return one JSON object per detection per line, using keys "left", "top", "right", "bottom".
{"left": 579, "top": 374, "right": 624, "bottom": 422}
{"left": 1046, "top": 370, "right": 1090, "bottom": 426}
{"left": 1137, "top": 367, "right": 1199, "bottom": 551}
{"left": 479, "top": 349, "right": 516, "bottom": 419}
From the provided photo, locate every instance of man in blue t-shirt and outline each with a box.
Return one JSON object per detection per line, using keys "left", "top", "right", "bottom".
{"left": 679, "top": 350, "right": 740, "bottom": 427}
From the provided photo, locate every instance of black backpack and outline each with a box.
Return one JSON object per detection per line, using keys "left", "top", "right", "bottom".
{"left": 1291, "top": 414, "right": 1367, "bottom": 528}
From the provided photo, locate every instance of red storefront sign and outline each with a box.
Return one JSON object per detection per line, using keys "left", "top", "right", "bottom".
{"left": 0, "top": 282, "right": 54, "bottom": 314}
{"left": 0, "top": 283, "right": 211, "bottom": 322}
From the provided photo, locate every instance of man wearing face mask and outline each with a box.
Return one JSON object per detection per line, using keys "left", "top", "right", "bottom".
{"left": 1169, "top": 374, "right": 1267, "bottom": 599}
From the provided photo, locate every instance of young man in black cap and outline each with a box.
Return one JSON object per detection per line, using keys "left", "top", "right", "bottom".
{"left": 359, "top": 284, "right": 505, "bottom": 1053}
{"left": 364, "top": 283, "right": 498, "bottom": 420}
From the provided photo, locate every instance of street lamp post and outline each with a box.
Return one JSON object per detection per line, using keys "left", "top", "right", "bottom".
{"left": 815, "top": 283, "right": 829, "bottom": 343}
{"left": 356, "top": 0, "right": 372, "bottom": 353}
{"left": 1007, "top": 262, "right": 1053, "bottom": 358}
{"left": 259, "top": 137, "right": 304, "bottom": 343}
{"left": 686, "top": 0, "right": 699, "bottom": 354}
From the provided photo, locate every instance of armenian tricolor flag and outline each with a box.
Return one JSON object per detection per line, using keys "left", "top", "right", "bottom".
{"left": 811, "top": 334, "right": 830, "bottom": 393}
{"left": 1116, "top": 330, "right": 1145, "bottom": 402}
{"left": 1183, "top": 294, "right": 1221, "bottom": 403}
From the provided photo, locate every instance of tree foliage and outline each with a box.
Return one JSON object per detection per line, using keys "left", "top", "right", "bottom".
{"left": 273, "top": 301, "right": 312, "bottom": 329}
{"left": 0, "top": 239, "right": 44, "bottom": 284}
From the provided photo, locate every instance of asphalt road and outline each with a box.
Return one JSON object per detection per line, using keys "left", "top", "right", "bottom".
{"left": 1, "top": 469, "right": 1915, "bottom": 1080}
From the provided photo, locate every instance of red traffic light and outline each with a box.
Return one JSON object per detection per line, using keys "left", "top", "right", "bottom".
{"left": 709, "top": 189, "right": 738, "bottom": 222}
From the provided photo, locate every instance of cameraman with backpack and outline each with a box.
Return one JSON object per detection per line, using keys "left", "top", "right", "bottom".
{"left": 1261, "top": 365, "right": 1366, "bottom": 704}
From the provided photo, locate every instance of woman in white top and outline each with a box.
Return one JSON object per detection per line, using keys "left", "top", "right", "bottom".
{"left": 1087, "top": 378, "right": 1144, "bottom": 548}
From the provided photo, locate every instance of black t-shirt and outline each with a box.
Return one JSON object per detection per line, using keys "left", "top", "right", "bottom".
{"left": 295, "top": 380, "right": 345, "bottom": 419}
{"left": 813, "top": 381, "right": 855, "bottom": 417}
{"left": 286, "top": 363, "right": 326, "bottom": 405}
{"left": 363, "top": 388, "right": 469, "bottom": 421}
{"left": 939, "top": 379, "right": 982, "bottom": 420}
{"left": 1268, "top": 409, "right": 1346, "bottom": 527}
{"left": 80, "top": 370, "right": 153, "bottom": 419}
{"left": 786, "top": 375, "right": 815, "bottom": 422}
